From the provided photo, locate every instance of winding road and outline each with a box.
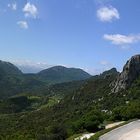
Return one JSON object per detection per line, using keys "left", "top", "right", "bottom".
{"left": 99, "top": 120, "right": 140, "bottom": 140}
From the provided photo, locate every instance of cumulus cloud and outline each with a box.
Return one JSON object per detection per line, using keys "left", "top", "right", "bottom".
{"left": 23, "top": 2, "right": 38, "bottom": 18}
{"left": 8, "top": 2, "right": 17, "bottom": 10}
{"left": 17, "top": 21, "right": 28, "bottom": 29}
{"left": 97, "top": 6, "right": 120, "bottom": 22}
{"left": 103, "top": 34, "right": 140, "bottom": 45}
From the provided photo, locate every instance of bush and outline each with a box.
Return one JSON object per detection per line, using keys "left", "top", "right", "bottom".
{"left": 111, "top": 101, "right": 140, "bottom": 121}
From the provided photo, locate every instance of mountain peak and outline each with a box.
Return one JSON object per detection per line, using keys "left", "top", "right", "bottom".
{"left": 101, "top": 68, "right": 118, "bottom": 76}
{"left": 37, "top": 66, "right": 91, "bottom": 84}
{"left": 0, "top": 60, "right": 22, "bottom": 75}
{"left": 112, "top": 54, "right": 140, "bottom": 93}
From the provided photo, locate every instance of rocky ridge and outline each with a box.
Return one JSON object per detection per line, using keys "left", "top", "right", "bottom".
{"left": 112, "top": 55, "right": 140, "bottom": 93}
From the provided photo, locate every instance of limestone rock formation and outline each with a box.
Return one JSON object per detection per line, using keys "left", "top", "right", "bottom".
{"left": 112, "top": 55, "right": 140, "bottom": 93}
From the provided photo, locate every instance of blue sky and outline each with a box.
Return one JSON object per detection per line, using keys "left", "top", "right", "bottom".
{"left": 0, "top": 0, "right": 140, "bottom": 74}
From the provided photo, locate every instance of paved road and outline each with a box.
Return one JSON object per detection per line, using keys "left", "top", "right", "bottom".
{"left": 99, "top": 120, "right": 140, "bottom": 140}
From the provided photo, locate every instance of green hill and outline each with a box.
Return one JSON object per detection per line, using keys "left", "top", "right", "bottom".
{"left": 0, "top": 60, "right": 22, "bottom": 76}
{"left": 0, "top": 61, "right": 91, "bottom": 99}
{"left": 0, "top": 56, "right": 140, "bottom": 140}
{"left": 0, "top": 68, "right": 119, "bottom": 139}
{"left": 37, "top": 66, "right": 91, "bottom": 84}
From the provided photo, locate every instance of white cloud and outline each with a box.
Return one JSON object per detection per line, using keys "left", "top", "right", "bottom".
{"left": 103, "top": 34, "right": 140, "bottom": 45}
{"left": 100, "top": 60, "right": 110, "bottom": 66}
{"left": 8, "top": 2, "right": 17, "bottom": 10}
{"left": 97, "top": 6, "right": 120, "bottom": 22}
{"left": 23, "top": 2, "right": 38, "bottom": 18}
{"left": 17, "top": 21, "right": 28, "bottom": 29}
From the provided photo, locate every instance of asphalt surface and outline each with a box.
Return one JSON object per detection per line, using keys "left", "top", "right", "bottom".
{"left": 99, "top": 120, "right": 140, "bottom": 140}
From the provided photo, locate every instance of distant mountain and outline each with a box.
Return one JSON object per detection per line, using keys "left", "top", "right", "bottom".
{"left": 1, "top": 56, "right": 140, "bottom": 139}
{"left": 0, "top": 61, "right": 91, "bottom": 98}
{"left": 37, "top": 66, "right": 92, "bottom": 84}
{"left": 13, "top": 61, "right": 52, "bottom": 73}
{"left": 17, "top": 65, "right": 44, "bottom": 73}
{"left": 101, "top": 68, "right": 119, "bottom": 78}
{"left": 0, "top": 60, "right": 22, "bottom": 76}
{"left": 0, "top": 60, "right": 46, "bottom": 98}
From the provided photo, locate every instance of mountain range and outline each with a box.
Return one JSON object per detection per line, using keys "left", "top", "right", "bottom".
{"left": 0, "top": 60, "right": 91, "bottom": 98}
{"left": 0, "top": 55, "right": 140, "bottom": 140}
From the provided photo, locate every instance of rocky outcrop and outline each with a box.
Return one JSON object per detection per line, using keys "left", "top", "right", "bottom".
{"left": 101, "top": 68, "right": 119, "bottom": 79}
{"left": 112, "top": 55, "right": 140, "bottom": 93}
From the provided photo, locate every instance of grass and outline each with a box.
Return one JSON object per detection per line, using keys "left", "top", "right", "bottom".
{"left": 40, "top": 95, "right": 61, "bottom": 108}
{"left": 27, "top": 95, "right": 41, "bottom": 100}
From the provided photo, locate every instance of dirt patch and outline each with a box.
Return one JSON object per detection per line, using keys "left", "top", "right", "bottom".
{"left": 105, "top": 121, "right": 125, "bottom": 129}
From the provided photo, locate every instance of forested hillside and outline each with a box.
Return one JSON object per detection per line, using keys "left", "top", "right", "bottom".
{"left": 0, "top": 61, "right": 91, "bottom": 99}
{"left": 0, "top": 56, "right": 140, "bottom": 140}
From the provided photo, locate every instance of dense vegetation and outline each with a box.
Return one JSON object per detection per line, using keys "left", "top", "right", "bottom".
{"left": 0, "top": 68, "right": 118, "bottom": 139}
{"left": 0, "top": 61, "right": 91, "bottom": 99}
{"left": 37, "top": 66, "right": 91, "bottom": 84}
{"left": 0, "top": 60, "right": 140, "bottom": 140}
